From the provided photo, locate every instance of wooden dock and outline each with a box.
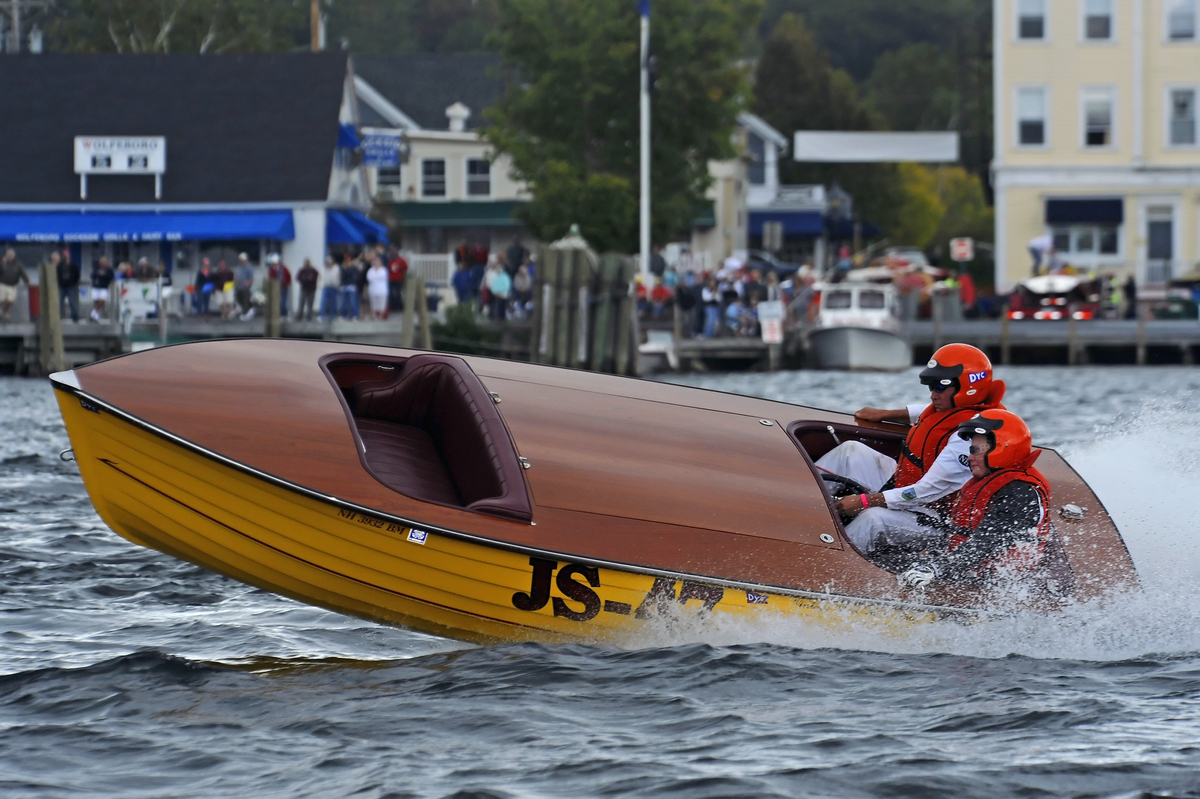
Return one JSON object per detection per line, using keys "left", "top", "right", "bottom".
{"left": 6, "top": 314, "right": 1200, "bottom": 376}
{"left": 903, "top": 319, "right": 1200, "bottom": 366}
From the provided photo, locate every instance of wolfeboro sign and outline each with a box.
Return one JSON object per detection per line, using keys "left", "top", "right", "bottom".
{"left": 73, "top": 136, "right": 167, "bottom": 200}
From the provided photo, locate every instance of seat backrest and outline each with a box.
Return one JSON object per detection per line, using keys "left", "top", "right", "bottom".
{"left": 352, "top": 354, "right": 531, "bottom": 521}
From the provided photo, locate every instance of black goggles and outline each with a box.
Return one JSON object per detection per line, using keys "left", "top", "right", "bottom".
{"left": 921, "top": 378, "right": 956, "bottom": 393}
{"left": 957, "top": 414, "right": 1005, "bottom": 440}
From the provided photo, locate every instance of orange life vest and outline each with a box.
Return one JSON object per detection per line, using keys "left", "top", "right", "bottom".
{"left": 948, "top": 451, "right": 1051, "bottom": 571}
{"left": 894, "top": 380, "right": 1007, "bottom": 489}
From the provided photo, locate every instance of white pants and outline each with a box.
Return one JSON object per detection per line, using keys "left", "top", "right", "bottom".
{"left": 845, "top": 507, "right": 942, "bottom": 555}
{"left": 814, "top": 441, "right": 896, "bottom": 493}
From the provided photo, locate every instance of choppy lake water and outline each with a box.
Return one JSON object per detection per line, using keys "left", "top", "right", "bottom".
{"left": 3, "top": 366, "right": 1200, "bottom": 798}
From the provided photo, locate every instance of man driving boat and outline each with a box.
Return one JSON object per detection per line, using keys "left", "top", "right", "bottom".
{"left": 897, "top": 410, "right": 1051, "bottom": 588}
{"left": 817, "top": 343, "right": 1006, "bottom": 561}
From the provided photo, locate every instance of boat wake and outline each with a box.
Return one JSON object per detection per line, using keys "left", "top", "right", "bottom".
{"left": 627, "top": 398, "right": 1200, "bottom": 663}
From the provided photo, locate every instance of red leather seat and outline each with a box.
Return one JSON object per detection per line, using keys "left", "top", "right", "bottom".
{"left": 351, "top": 354, "right": 532, "bottom": 522}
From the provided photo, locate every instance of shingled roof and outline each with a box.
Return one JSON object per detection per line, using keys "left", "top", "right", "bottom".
{"left": 353, "top": 53, "right": 506, "bottom": 131}
{"left": 0, "top": 52, "right": 349, "bottom": 205}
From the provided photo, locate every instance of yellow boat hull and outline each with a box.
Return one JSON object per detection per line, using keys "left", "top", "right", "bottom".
{"left": 57, "top": 388, "right": 937, "bottom": 645}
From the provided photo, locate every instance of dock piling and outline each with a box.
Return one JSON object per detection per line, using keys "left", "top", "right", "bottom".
{"left": 37, "top": 261, "right": 65, "bottom": 374}
{"left": 1136, "top": 308, "right": 1147, "bottom": 366}
{"left": 265, "top": 277, "right": 282, "bottom": 339}
{"left": 400, "top": 277, "right": 417, "bottom": 348}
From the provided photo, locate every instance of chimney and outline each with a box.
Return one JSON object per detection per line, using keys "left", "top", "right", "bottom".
{"left": 446, "top": 102, "right": 471, "bottom": 133}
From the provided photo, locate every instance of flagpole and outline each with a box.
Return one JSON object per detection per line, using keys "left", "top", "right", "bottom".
{"left": 639, "top": 0, "right": 650, "bottom": 278}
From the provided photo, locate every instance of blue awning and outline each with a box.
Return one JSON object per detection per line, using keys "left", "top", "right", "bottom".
{"left": 0, "top": 210, "right": 295, "bottom": 243}
{"left": 749, "top": 210, "right": 824, "bottom": 236}
{"left": 1045, "top": 198, "right": 1123, "bottom": 225}
{"left": 327, "top": 209, "right": 389, "bottom": 245}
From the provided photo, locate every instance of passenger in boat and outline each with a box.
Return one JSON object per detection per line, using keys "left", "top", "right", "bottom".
{"left": 897, "top": 410, "right": 1050, "bottom": 588}
{"left": 821, "top": 343, "right": 1006, "bottom": 561}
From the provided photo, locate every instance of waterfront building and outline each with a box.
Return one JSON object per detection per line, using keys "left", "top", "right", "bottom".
{"left": 354, "top": 54, "right": 530, "bottom": 256}
{"left": 993, "top": 0, "right": 1200, "bottom": 292}
{"left": 0, "top": 53, "right": 380, "bottom": 287}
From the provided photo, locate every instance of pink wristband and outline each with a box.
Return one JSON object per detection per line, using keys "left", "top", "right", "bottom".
{"left": 860, "top": 493, "right": 870, "bottom": 510}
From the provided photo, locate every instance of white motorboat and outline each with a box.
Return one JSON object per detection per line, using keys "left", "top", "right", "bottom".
{"left": 809, "top": 283, "right": 912, "bottom": 371}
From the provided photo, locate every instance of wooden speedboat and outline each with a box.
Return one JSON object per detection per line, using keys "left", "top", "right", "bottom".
{"left": 51, "top": 340, "right": 1136, "bottom": 644}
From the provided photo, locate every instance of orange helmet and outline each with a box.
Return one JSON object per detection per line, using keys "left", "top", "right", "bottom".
{"left": 919, "top": 343, "right": 993, "bottom": 408}
{"left": 956, "top": 409, "right": 1032, "bottom": 471}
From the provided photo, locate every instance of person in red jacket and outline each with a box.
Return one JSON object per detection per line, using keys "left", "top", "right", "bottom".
{"left": 820, "top": 343, "right": 1007, "bottom": 560}
{"left": 898, "top": 409, "right": 1050, "bottom": 588}
{"left": 387, "top": 249, "right": 408, "bottom": 315}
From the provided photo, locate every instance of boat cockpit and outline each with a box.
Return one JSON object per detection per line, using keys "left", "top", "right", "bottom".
{"left": 321, "top": 353, "right": 532, "bottom": 523}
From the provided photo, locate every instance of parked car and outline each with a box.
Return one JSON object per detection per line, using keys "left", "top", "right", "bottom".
{"left": 1007, "top": 274, "right": 1103, "bottom": 320}
{"left": 745, "top": 250, "right": 803, "bottom": 279}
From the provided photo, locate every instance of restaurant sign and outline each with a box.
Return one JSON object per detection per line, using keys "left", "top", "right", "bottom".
{"left": 73, "top": 137, "right": 167, "bottom": 199}
{"left": 74, "top": 137, "right": 166, "bottom": 174}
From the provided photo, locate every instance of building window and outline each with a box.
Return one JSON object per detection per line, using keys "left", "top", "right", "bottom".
{"left": 1051, "top": 225, "right": 1120, "bottom": 256}
{"left": 422, "top": 159, "right": 446, "bottom": 197}
{"left": 1168, "top": 0, "right": 1197, "bottom": 40}
{"left": 1084, "top": 0, "right": 1113, "bottom": 40}
{"left": 747, "top": 133, "right": 766, "bottom": 185}
{"left": 1083, "top": 89, "right": 1114, "bottom": 147}
{"left": 1017, "top": 87, "right": 1047, "bottom": 145}
{"left": 377, "top": 165, "right": 401, "bottom": 188}
{"left": 1170, "top": 88, "right": 1197, "bottom": 145}
{"left": 1018, "top": 0, "right": 1046, "bottom": 39}
{"left": 466, "top": 159, "right": 491, "bottom": 196}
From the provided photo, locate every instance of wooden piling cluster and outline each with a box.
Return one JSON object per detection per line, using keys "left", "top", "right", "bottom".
{"left": 529, "top": 246, "right": 638, "bottom": 375}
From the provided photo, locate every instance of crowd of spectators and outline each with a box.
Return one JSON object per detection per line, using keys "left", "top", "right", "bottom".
{"left": 638, "top": 252, "right": 813, "bottom": 339}
{"left": 451, "top": 236, "right": 535, "bottom": 321}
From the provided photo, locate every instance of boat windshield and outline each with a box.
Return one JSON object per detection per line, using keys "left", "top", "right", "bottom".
{"left": 825, "top": 290, "right": 853, "bottom": 310}
{"left": 859, "top": 290, "right": 886, "bottom": 309}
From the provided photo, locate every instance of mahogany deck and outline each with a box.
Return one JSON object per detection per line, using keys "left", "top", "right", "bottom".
{"left": 68, "top": 339, "right": 1137, "bottom": 605}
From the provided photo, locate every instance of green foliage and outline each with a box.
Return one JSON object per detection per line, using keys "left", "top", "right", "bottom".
{"left": 759, "top": 0, "right": 989, "bottom": 81}
{"left": 863, "top": 43, "right": 957, "bottom": 132}
{"left": 891, "top": 163, "right": 945, "bottom": 249}
{"left": 927, "top": 165, "right": 994, "bottom": 258}
{"left": 482, "top": 0, "right": 762, "bottom": 254}
{"left": 432, "top": 302, "right": 500, "bottom": 355}
{"left": 47, "top": 0, "right": 307, "bottom": 54}
{"left": 753, "top": 14, "right": 907, "bottom": 241}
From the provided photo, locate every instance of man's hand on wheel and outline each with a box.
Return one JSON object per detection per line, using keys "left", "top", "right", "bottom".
{"left": 835, "top": 496, "right": 866, "bottom": 516}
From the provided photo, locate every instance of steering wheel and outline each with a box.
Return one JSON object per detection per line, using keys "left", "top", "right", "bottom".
{"left": 821, "top": 473, "right": 871, "bottom": 498}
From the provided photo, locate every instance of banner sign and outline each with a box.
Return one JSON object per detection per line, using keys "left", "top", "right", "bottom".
{"left": 74, "top": 137, "right": 166, "bottom": 174}
{"left": 758, "top": 300, "right": 785, "bottom": 344}
{"left": 362, "top": 133, "right": 401, "bottom": 168}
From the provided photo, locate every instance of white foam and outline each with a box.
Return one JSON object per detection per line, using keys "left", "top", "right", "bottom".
{"left": 629, "top": 391, "right": 1200, "bottom": 662}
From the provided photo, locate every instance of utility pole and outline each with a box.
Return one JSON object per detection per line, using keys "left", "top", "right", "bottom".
{"left": 310, "top": 0, "right": 320, "bottom": 52}
{"left": 638, "top": 0, "right": 650, "bottom": 278}
{"left": 1, "top": 0, "right": 50, "bottom": 54}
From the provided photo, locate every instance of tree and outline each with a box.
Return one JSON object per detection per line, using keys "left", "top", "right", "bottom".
{"left": 891, "top": 163, "right": 945, "bottom": 249}
{"left": 46, "top": 0, "right": 307, "bottom": 54}
{"left": 863, "top": 43, "right": 957, "bottom": 132}
{"left": 482, "top": 0, "right": 762, "bottom": 253}
{"left": 752, "top": 13, "right": 908, "bottom": 242}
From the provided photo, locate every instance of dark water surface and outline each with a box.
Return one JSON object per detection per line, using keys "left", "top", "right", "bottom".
{"left": 3, "top": 367, "right": 1200, "bottom": 798}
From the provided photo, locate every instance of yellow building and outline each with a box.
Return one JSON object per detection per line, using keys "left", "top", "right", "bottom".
{"left": 994, "top": 0, "right": 1200, "bottom": 292}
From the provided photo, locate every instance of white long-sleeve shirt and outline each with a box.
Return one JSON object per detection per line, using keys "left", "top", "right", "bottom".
{"left": 881, "top": 402, "right": 972, "bottom": 512}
